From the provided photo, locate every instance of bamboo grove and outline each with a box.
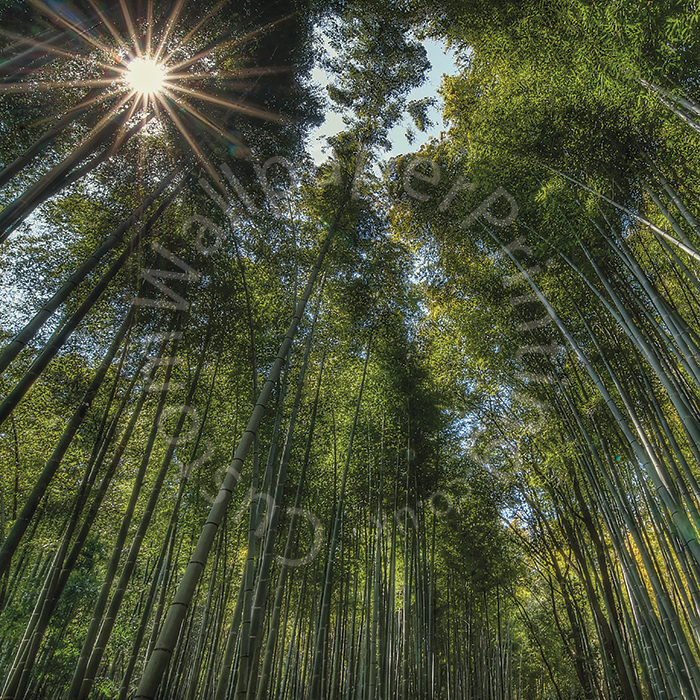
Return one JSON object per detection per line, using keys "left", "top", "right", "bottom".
{"left": 1, "top": 0, "right": 700, "bottom": 699}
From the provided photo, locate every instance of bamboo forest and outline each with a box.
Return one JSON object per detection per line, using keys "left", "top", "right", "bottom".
{"left": 3, "top": 1, "right": 700, "bottom": 698}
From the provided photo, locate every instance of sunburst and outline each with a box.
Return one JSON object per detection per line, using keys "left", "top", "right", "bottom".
{"left": 0, "top": 0, "right": 293, "bottom": 213}
{"left": 124, "top": 57, "right": 167, "bottom": 96}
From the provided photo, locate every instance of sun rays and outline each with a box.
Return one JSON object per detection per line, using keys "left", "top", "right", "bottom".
{"left": 0, "top": 0, "right": 290, "bottom": 178}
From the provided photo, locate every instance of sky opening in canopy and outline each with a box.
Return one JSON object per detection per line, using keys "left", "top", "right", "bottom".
{"left": 308, "top": 37, "right": 460, "bottom": 165}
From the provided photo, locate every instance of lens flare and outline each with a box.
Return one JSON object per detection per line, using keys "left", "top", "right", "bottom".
{"left": 0, "top": 1, "right": 285, "bottom": 182}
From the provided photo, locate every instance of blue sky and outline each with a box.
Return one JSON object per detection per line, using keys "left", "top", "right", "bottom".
{"left": 306, "top": 38, "right": 461, "bottom": 165}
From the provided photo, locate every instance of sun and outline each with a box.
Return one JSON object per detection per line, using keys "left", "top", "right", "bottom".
{"left": 125, "top": 57, "right": 167, "bottom": 96}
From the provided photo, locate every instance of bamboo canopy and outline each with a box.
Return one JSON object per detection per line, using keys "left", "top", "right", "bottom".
{"left": 1, "top": 1, "right": 700, "bottom": 699}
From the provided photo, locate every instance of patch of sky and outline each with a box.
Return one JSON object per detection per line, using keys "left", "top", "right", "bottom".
{"left": 307, "top": 36, "right": 461, "bottom": 166}
{"left": 0, "top": 213, "right": 51, "bottom": 336}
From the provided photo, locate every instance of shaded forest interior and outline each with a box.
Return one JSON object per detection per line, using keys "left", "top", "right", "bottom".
{"left": 1, "top": 1, "right": 700, "bottom": 698}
